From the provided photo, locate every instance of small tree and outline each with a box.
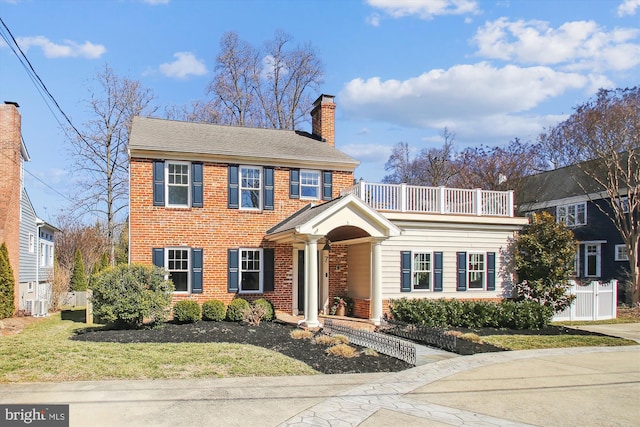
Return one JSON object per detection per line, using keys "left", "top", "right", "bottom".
{"left": 0, "top": 243, "right": 15, "bottom": 319}
{"left": 70, "top": 249, "right": 88, "bottom": 291}
{"left": 513, "top": 212, "right": 577, "bottom": 312}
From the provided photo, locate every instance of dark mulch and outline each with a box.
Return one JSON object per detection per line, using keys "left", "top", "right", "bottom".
{"left": 72, "top": 320, "right": 413, "bottom": 374}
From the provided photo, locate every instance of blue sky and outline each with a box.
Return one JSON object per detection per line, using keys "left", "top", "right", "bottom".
{"left": 1, "top": 0, "right": 639, "bottom": 222}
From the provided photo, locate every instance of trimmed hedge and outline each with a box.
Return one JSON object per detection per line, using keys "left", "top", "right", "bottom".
{"left": 202, "top": 299, "right": 226, "bottom": 321}
{"left": 173, "top": 300, "right": 201, "bottom": 323}
{"left": 253, "top": 298, "right": 274, "bottom": 321}
{"left": 389, "top": 298, "right": 553, "bottom": 330}
{"left": 226, "top": 298, "right": 250, "bottom": 321}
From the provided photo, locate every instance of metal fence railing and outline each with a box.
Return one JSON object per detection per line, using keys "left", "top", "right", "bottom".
{"left": 377, "top": 319, "right": 458, "bottom": 352}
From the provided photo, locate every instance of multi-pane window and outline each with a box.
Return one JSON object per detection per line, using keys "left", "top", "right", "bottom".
{"left": 240, "top": 249, "right": 261, "bottom": 292}
{"left": 240, "top": 166, "right": 261, "bottom": 209}
{"left": 615, "top": 244, "right": 629, "bottom": 262}
{"left": 413, "top": 252, "right": 432, "bottom": 290}
{"left": 585, "top": 243, "right": 601, "bottom": 277}
{"left": 300, "top": 170, "right": 320, "bottom": 200}
{"left": 617, "top": 197, "right": 630, "bottom": 213}
{"left": 167, "top": 248, "right": 189, "bottom": 292}
{"left": 557, "top": 202, "right": 587, "bottom": 227}
{"left": 468, "top": 253, "right": 485, "bottom": 289}
{"left": 166, "top": 162, "right": 190, "bottom": 207}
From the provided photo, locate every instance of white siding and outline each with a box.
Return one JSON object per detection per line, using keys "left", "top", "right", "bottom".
{"left": 19, "top": 189, "right": 37, "bottom": 283}
{"left": 380, "top": 222, "right": 518, "bottom": 301}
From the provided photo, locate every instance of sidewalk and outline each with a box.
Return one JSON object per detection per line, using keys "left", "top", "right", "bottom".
{"left": 566, "top": 321, "right": 640, "bottom": 343}
{"left": 1, "top": 345, "right": 638, "bottom": 426}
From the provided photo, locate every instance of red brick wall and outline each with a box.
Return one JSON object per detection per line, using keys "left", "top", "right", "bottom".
{"left": 130, "top": 158, "right": 354, "bottom": 312}
{"left": 0, "top": 104, "right": 22, "bottom": 313}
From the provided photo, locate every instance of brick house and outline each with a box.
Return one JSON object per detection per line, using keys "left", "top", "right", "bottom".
{"left": 0, "top": 102, "right": 58, "bottom": 316}
{"left": 129, "top": 94, "right": 528, "bottom": 326}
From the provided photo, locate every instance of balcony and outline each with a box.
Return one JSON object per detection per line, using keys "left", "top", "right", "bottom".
{"left": 342, "top": 181, "right": 515, "bottom": 217}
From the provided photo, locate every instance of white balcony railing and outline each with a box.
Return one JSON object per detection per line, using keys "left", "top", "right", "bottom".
{"left": 342, "top": 181, "right": 515, "bottom": 217}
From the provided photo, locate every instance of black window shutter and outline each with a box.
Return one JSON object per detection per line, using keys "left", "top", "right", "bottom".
{"left": 152, "top": 248, "right": 164, "bottom": 268}
{"left": 487, "top": 252, "right": 496, "bottom": 291}
{"left": 228, "top": 249, "right": 239, "bottom": 292}
{"left": 191, "top": 248, "right": 203, "bottom": 294}
{"left": 228, "top": 165, "right": 239, "bottom": 209}
{"left": 264, "top": 167, "right": 274, "bottom": 211}
{"left": 153, "top": 161, "right": 165, "bottom": 206}
{"left": 263, "top": 248, "right": 275, "bottom": 292}
{"left": 434, "top": 252, "right": 443, "bottom": 292}
{"left": 400, "top": 251, "right": 411, "bottom": 292}
{"left": 457, "top": 252, "right": 467, "bottom": 291}
{"left": 322, "top": 171, "right": 333, "bottom": 201}
{"left": 290, "top": 169, "right": 300, "bottom": 199}
{"left": 191, "top": 163, "right": 203, "bottom": 208}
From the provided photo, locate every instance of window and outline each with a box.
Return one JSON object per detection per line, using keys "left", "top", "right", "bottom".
{"left": 40, "top": 243, "right": 45, "bottom": 267}
{"left": 300, "top": 170, "right": 320, "bottom": 200}
{"left": 617, "top": 197, "right": 630, "bottom": 213}
{"left": 239, "top": 249, "right": 262, "bottom": 292}
{"left": 166, "top": 162, "right": 190, "bottom": 207}
{"left": 585, "top": 243, "right": 601, "bottom": 277}
{"left": 240, "top": 166, "right": 262, "bottom": 209}
{"left": 468, "top": 253, "right": 485, "bottom": 289}
{"left": 28, "top": 233, "right": 34, "bottom": 253}
{"left": 556, "top": 202, "right": 587, "bottom": 227}
{"left": 27, "top": 282, "right": 34, "bottom": 292}
{"left": 413, "top": 252, "right": 432, "bottom": 290}
{"left": 167, "top": 248, "right": 189, "bottom": 292}
{"left": 615, "top": 244, "right": 629, "bottom": 261}
{"left": 228, "top": 248, "right": 274, "bottom": 293}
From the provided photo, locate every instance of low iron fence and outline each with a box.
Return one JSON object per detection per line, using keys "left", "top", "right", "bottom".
{"left": 323, "top": 319, "right": 416, "bottom": 365}
{"left": 377, "top": 319, "right": 457, "bottom": 352}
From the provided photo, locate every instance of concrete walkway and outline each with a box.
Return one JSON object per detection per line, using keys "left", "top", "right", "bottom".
{"left": 567, "top": 321, "right": 640, "bottom": 343}
{"left": 1, "top": 344, "right": 638, "bottom": 426}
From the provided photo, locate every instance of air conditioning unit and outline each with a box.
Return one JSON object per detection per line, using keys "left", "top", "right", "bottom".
{"left": 25, "top": 300, "right": 34, "bottom": 316}
{"left": 33, "top": 300, "right": 48, "bottom": 317}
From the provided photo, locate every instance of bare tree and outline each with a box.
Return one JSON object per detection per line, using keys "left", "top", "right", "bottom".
{"left": 205, "top": 30, "right": 323, "bottom": 130}
{"left": 414, "top": 128, "right": 459, "bottom": 186}
{"left": 382, "top": 142, "right": 420, "bottom": 184}
{"left": 538, "top": 87, "right": 639, "bottom": 304}
{"left": 70, "top": 64, "right": 155, "bottom": 263}
{"left": 164, "top": 100, "right": 221, "bottom": 124}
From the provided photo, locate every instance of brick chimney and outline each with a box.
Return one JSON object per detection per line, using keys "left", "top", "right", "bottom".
{"left": 311, "top": 94, "right": 336, "bottom": 147}
{"left": 0, "top": 101, "right": 23, "bottom": 309}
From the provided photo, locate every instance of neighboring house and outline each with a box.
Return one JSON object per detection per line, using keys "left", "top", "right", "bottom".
{"left": 0, "top": 101, "right": 58, "bottom": 316}
{"left": 518, "top": 159, "right": 635, "bottom": 302}
{"left": 129, "top": 94, "right": 528, "bottom": 326}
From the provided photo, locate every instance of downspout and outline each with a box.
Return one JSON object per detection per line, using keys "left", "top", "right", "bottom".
{"left": 35, "top": 219, "right": 44, "bottom": 317}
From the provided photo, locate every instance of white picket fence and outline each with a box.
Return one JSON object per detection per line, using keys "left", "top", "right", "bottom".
{"left": 552, "top": 280, "right": 617, "bottom": 322}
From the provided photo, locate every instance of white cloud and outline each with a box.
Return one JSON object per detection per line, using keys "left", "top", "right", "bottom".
{"left": 16, "top": 36, "right": 105, "bottom": 59}
{"left": 366, "top": 13, "right": 381, "bottom": 27}
{"left": 473, "top": 18, "right": 640, "bottom": 72}
{"left": 366, "top": 0, "right": 479, "bottom": 20}
{"left": 618, "top": 0, "right": 640, "bottom": 16}
{"left": 158, "top": 52, "right": 208, "bottom": 79}
{"left": 341, "top": 143, "right": 392, "bottom": 163}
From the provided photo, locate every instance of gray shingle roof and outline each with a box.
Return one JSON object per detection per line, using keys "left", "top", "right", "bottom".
{"left": 128, "top": 116, "right": 359, "bottom": 170}
{"left": 266, "top": 197, "right": 343, "bottom": 235}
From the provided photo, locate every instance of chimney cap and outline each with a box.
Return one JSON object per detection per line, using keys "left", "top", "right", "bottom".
{"left": 4, "top": 101, "right": 20, "bottom": 108}
{"left": 313, "top": 94, "right": 335, "bottom": 107}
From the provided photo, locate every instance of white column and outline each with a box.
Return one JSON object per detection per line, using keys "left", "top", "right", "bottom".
{"left": 370, "top": 239, "right": 383, "bottom": 325}
{"left": 304, "top": 237, "right": 320, "bottom": 328}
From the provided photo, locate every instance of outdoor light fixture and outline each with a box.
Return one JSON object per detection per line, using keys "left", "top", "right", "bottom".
{"left": 322, "top": 240, "right": 332, "bottom": 251}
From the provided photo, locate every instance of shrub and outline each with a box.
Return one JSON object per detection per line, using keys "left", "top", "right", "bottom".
{"left": 242, "top": 304, "right": 266, "bottom": 326}
{"left": 0, "top": 243, "right": 15, "bottom": 319}
{"left": 70, "top": 249, "right": 87, "bottom": 291}
{"left": 226, "top": 298, "right": 250, "bottom": 322}
{"left": 326, "top": 344, "right": 359, "bottom": 358}
{"left": 290, "top": 329, "right": 313, "bottom": 340}
{"left": 90, "top": 264, "right": 174, "bottom": 328}
{"left": 253, "top": 298, "right": 274, "bottom": 321}
{"left": 172, "top": 300, "right": 201, "bottom": 323}
{"left": 313, "top": 334, "right": 349, "bottom": 346}
{"left": 361, "top": 348, "right": 379, "bottom": 357}
{"left": 202, "top": 300, "right": 226, "bottom": 321}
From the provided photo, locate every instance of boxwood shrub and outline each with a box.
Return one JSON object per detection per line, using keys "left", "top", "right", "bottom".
{"left": 389, "top": 298, "right": 553, "bottom": 330}
{"left": 202, "top": 299, "right": 226, "bottom": 321}
{"left": 226, "top": 297, "right": 250, "bottom": 321}
{"left": 172, "top": 300, "right": 201, "bottom": 323}
{"left": 253, "top": 298, "right": 274, "bottom": 321}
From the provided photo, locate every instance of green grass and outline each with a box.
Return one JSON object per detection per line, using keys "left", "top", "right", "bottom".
{"left": 0, "top": 313, "right": 317, "bottom": 383}
{"left": 482, "top": 334, "right": 638, "bottom": 351}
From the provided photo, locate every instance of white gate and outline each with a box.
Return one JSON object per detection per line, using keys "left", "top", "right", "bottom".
{"left": 552, "top": 280, "right": 617, "bottom": 322}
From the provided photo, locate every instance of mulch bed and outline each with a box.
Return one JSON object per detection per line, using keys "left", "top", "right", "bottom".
{"left": 72, "top": 320, "right": 413, "bottom": 374}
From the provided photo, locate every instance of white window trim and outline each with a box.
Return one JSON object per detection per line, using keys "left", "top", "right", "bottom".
{"left": 584, "top": 243, "right": 602, "bottom": 278}
{"left": 556, "top": 202, "right": 587, "bottom": 227}
{"left": 299, "top": 169, "right": 321, "bottom": 201}
{"left": 239, "top": 165, "right": 262, "bottom": 211}
{"left": 27, "top": 281, "right": 34, "bottom": 292}
{"left": 40, "top": 243, "right": 45, "bottom": 267}
{"left": 166, "top": 247, "right": 190, "bottom": 293}
{"left": 239, "top": 248, "right": 263, "bottom": 293}
{"left": 467, "top": 252, "right": 486, "bottom": 290}
{"left": 165, "top": 161, "right": 191, "bottom": 208}
{"left": 28, "top": 233, "right": 34, "bottom": 253}
{"left": 615, "top": 244, "right": 629, "bottom": 262}
{"left": 412, "top": 251, "right": 433, "bottom": 292}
